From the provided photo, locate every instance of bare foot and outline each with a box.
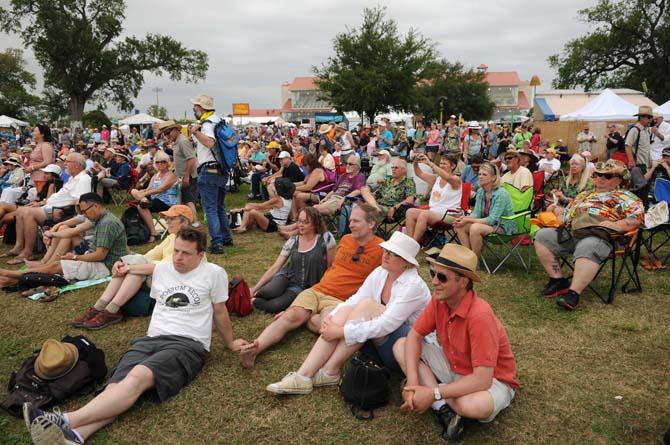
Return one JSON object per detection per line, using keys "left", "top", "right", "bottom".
{"left": 240, "top": 339, "right": 259, "bottom": 369}
{"left": 232, "top": 227, "right": 247, "bottom": 234}
{"left": 24, "top": 260, "right": 45, "bottom": 268}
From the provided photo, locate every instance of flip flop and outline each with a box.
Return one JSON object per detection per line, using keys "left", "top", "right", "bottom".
{"left": 40, "top": 287, "right": 60, "bottom": 302}
{"left": 21, "top": 286, "right": 46, "bottom": 297}
{"left": 640, "top": 259, "right": 655, "bottom": 271}
{"left": 0, "top": 251, "right": 19, "bottom": 258}
{"left": 653, "top": 259, "right": 667, "bottom": 270}
{"left": 6, "top": 257, "right": 29, "bottom": 265}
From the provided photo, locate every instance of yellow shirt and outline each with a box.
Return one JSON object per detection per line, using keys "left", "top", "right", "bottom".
{"left": 143, "top": 234, "right": 207, "bottom": 264}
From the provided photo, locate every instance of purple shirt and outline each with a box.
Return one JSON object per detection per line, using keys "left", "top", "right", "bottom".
{"left": 333, "top": 172, "right": 365, "bottom": 197}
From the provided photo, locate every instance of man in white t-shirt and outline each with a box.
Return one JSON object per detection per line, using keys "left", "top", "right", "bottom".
{"left": 501, "top": 149, "right": 533, "bottom": 191}
{"left": 650, "top": 114, "right": 670, "bottom": 162}
{"left": 538, "top": 147, "right": 561, "bottom": 181}
{"left": 8, "top": 153, "right": 92, "bottom": 261}
{"left": 24, "top": 228, "right": 247, "bottom": 445}
{"left": 190, "top": 94, "right": 234, "bottom": 254}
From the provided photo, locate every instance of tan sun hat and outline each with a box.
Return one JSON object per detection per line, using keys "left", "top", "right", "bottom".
{"left": 34, "top": 339, "right": 79, "bottom": 380}
{"left": 191, "top": 95, "right": 215, "bottom": 111}
{"left": 634, "top": 105, "right": 654, "bottom": 117}
{"left": 318, "top": 124, "right": 331, "bottom": 134}
{"left": 157, "top": 120, "right": 180, "bottom": 135}
{"left": 426, "top": 243, "right": 481, "bottom": 282}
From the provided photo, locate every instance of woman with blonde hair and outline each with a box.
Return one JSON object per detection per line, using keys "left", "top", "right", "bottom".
{"left": 453, "top": 162, "right": 515, "bottom": 258}
{"left": 130, "top": 150, "right": 178, "bottom": 242}
{"left": 547, "top": 153, "right": 593, "bottom": 218}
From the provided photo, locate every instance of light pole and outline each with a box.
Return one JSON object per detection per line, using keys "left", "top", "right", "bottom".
{"left": 151, "top": 87, "right": 163, "bottom": 109}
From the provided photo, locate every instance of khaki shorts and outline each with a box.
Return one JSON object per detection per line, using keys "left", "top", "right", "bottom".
{"left": 421, "top": 342, "right": 515, "bottom": 423}
{"left": 316, "top": 195, "right": 345, "bottom": 215}
{"left": 60, "top": 260, "right": 110, "bottom": 281}
{"left": 290, "top": 288, "right": 342, "bottom": 314}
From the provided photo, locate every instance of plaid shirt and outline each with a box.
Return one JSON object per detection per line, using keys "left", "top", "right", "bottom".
{"left": 91, "top": 211, "right": 128, "bottom": 269}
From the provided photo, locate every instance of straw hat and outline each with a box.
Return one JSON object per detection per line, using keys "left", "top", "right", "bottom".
{"left": 191, "top": 95, "right": 215, "bottom": 110}
{"left": 426, "top": 243, "right": 481, "bottom": 282}
{"left": 3, "top": 157, "right": 21, "bottom": 167}
{"left": 519, "top": 149, "right": 539, "bottom": 163}
{"left": 34, "top": 339, "right": 79, "bottom": 380}
{"left": 634, "top": 105, "right": 654, "bottom": 117}
{"left": 379, "top": 232, "right": 420, "bottom": 267}
{"left": 157, "top": 120, "right": 180, "bottom": 135}
{"left": 318, "top": 124, "right": 331, "bottom": 134}
{"left": 594, "top": 159, "right": 629, "bottom": 178}
{"left": 335, "top": 122, "right": 347, "bottom": 132}
{"left": 21, "top": 145, "right": 33, "bottom": 153}
{"left": 160, "top": 204, "right": 195, "bottom": 223}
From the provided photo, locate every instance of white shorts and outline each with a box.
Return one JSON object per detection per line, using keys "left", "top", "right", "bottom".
{"left": 60, "top": 260, "right": 110, "bottom": 281}
{"left": 421, "top": 341, "right": 515, "bottom": 422}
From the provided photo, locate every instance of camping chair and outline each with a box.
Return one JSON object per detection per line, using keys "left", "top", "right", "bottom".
{"left": 421, "top": 182, "right": 472, "bottom": 247}
{"left": 560, "top": 230, "right": 642, "bottom": 304}
{"left": 639, "top": 177, "right": 670, "bottom": 265}
{"left": 480, "top": 183, "right": 534, "bottom": 274}
{"left": 531, "top": 171, "right": 545, "bottom": 214}
{"left": 110, "top": 168, "right": 138, "bottom": 206}
{"left": 150, "top": 182, "right": 181, "bottom": 239}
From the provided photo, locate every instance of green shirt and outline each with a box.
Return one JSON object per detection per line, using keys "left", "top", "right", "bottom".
{"left": 91, "top": 211, "right": 128, "bottom": 269}
{"left": 471, "top": 187, "right": 516, "bottom": 235}
{"left": 375, "top": 177, "right": 416, "bottom": 207}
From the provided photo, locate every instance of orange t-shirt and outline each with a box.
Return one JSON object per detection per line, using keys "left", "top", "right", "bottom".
{"left": 313, "top": 234, "right": 383, "bottom": 301}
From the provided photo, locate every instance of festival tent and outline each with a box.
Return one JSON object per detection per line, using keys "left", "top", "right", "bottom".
{"left": 560, "top": 89, "right": 638, "bottom": 121}
{"left": 655, "top": 99, "right": 670, "bottom": 120}
{"left": 118, "top": 113, "right": 165, "bottom": 126}
{"left": 0, "top": 115, "right": 29, "bottom": 127}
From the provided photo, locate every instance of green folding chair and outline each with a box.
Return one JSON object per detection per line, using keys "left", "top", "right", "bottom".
{"left": 481, "top": 183, "right": 534, "bottom": 274}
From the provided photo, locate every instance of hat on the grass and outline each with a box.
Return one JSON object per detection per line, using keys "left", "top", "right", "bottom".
{"left": 34, "top": 339, "right": 79, "bottom": 380}
{"left": 379, "top": 232, "right": 420, "bottom": 267}
{"left": 160, "top": 204, "right": 195, "bottom": 223}
{"left": 426, "top": 243, "right": 481, "bottom": 282}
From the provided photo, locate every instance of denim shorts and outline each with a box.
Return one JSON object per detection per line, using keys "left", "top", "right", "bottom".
{"left": 360, "top": 322, "right": 411, "bottom": 371}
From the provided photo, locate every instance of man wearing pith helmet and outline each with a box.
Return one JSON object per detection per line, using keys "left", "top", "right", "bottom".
{"left": 393, "top": 243, "right": 518, "bottom": 441}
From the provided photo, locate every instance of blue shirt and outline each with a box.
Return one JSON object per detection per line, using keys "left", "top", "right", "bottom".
{"left": 461, "top": 165, "right": 480, "bottom": 191}
{"left": 378, "top": 130, "right": 394, "bottom": 148}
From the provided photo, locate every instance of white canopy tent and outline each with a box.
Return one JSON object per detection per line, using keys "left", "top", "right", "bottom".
{"left": 0, "top": 115, "right": 29, "bottom": 128}
{"left": 560, "top": 89, "right": 638, "bottom": 121}
{"left": 118, "top": 113, "right": 165, "bottom": 126}
{"left": 654, "top": 99, "right": 670, "bottom": 120}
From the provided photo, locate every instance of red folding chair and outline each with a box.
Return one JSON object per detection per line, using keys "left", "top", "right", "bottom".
{"left": 531, "top": 171, "right": 545, "bottom": 214}
{"left": 422, "top": 182, "right": 472, "bottom": 247}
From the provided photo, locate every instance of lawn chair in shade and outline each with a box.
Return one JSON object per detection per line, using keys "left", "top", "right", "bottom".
{"left": 421, "top": 182, "right": 472, "bottom": 247}
{"left": 639, "top": 177, "right": 670, "bottom": 267}
{"left": 560, "top": 229, "right": 642, "bottom": 304}
{"left": 480, "top": 183, "right": 534, "bottom": 274}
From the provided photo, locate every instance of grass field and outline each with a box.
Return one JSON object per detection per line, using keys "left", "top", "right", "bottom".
{"left": 1, "top": 184, "right": 669, "bottom": 445}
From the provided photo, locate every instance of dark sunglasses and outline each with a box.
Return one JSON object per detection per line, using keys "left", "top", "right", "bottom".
{"left": 351, "top": 245, "right": 365, "bottom": 262}
{"left": 593, "top": 172, "right": 616, "bottom": 179}
{"left": 155, "top": 160, "right": 168, "bottom": 164}
{"left": 428, "top": 267, "right": 449, "bottom": 283}
{"left": 504, "top": 156, "right": 515, "bottom": 161}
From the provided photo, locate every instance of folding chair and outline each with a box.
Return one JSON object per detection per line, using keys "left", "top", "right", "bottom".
{"left": 421, "top": 182, "right": 472, "bottom": 247}
{"left": 639, "top": 177, "right": 670, "bottom": 264}
{"left": 560, "top": 230, "right": 642, "bottom": 304}
{"left": 152, "top": 181, "right": 181, "bottom": 239}
{"left": 480, "top": 183, "right": 534, "bottom": 274}
{"left": 109, "top": 168, "right": 138, "bottom": 206}
{"left": 531, "top": 171, "right": 545, "bottom": 214}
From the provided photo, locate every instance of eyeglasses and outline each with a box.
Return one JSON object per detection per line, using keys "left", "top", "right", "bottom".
{"left": 593, "top": 172, "right": 616, "bottom": 179}
{"left": 428, "top": 267, "right": 449, "bottom": 283}
{"left": 351, "top": 245, "right": 365, "bottom": 262}
{"left": 155, "top": 160, "right": 168, "bottom": 164}
{"left": 76, "top": 204, "right": 95, "bottom": 214}
{"left": 504, "top": 157, "right": 515, "bottom": 161}
{"left": 297, "top": 218, "right": 310, "bottom": 225}
{"left": 390, "top": 166, "right": 401, "bottom": 170}
{"left": 345, "top": 162, "right": 358, "bottom": 166}
{"left": 383, "top": 249, "right": 399, "bottom": 258}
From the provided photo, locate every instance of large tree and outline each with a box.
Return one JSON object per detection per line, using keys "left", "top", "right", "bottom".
{"left": 415, "top": 60, "right": 495, "bottom": 121}
{"left": 0, "top": 0, "right": 208, "bottom": 125}
{"left": 147, "top": 104, "right": 168, "bottom": 120}
{"left": 314, "top": 6, "right": 438, "bottom": 122}
{"left": 549, "top": 0, "right": 670, "bottom": 103}
{"left": 0, "top": 48, "right": 40, "bottom": 119}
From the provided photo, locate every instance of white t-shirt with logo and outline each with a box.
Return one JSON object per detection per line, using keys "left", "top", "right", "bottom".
{"left": 193, "top": 114, "right": 220, "bottom": 166}
{"left": 148, "top": 261, "right": 229, "bottom": 351}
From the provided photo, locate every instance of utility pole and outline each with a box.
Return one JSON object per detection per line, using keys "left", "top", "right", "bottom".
{"left": 151, "top": 87, "right": 163, "bottom": 108}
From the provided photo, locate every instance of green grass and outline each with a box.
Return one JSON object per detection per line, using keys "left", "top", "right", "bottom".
{"left": 1, "top": 184, "right": 669, "bottom": 444}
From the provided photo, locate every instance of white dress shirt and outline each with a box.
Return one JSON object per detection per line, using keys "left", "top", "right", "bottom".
{"left": 331, "top": 266, "right": 431, "bottom": 346}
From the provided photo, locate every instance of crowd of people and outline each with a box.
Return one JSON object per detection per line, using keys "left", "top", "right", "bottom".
{"left": 1, "top": 95, "right": 667, "bottom": 444}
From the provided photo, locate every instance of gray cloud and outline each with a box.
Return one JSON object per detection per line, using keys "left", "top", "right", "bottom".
{"left": 0, "top": 0, "right": 596, "bottom": 118}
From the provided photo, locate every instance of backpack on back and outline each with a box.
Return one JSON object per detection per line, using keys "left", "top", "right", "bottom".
{"left": 121, "top": 206, "right": 150, "bottom": 245}
{"left": 207, "top": 119, "right": 240, "bottom": 174}
{"left": 226, "top": 277, "right": 253, "bottom": 316}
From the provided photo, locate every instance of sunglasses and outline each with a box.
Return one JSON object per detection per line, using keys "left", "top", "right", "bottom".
{"left": 346, "top": 162, "right": 358, "bottom": 166}
{"left": 593, "top": 172, "right": 617, "bottom": 179}
{"left": 504, "top": 157, "right": 515, "bottom": 161}
{"left": 155, "top": 160, "right": 168, "bottom": 164}
{"left": 428, "top": 267, "right": 449, "bottom": 283}
{"left": 351, "top": 245, "right": 365, "bottom": 262}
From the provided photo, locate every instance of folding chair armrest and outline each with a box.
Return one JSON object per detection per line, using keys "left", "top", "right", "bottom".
{"left": 500, "top": 210, "right": 531, "bottom": 221}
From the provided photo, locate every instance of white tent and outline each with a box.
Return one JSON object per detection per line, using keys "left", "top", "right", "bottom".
{"left": 655, "top": 99, "right": 670, "bottom": 120}
{"left": 0, "top": 115, "right": 29, "bottom": 127}
{"left": 118, "top": 113, "right": 165, "bottom": 126}
{"left": 560, "top": 89, "right": 638, "bottom": 121}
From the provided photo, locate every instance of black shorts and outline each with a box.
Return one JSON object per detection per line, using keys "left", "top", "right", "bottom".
{"left": 145, "top": 198, "right": 170, "bottom": 213}
{"left": 426, "top": 145, "right": 439, "bottom": 153}
{"left": 181, "top": 180, "right": 198, "bottom": 204}
{"left": 264, "top": 213, "right": 278, "bottom": 233}
{"left": 107, "top": 335, "right": 207, "bottom": 402}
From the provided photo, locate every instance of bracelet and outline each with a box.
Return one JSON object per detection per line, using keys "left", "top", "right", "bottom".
{"left": 73, "top": 255, "right": 78, "bottom": 261}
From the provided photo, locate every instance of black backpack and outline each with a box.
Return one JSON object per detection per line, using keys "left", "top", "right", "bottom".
{"left": 121, "top": 206, "right": 150, "bottom": 245}
{"left": 1, "top": 335, "right": 107, "bottom": 418}
{"left": 339, "top": 354, "right": 391, "bottom": 420}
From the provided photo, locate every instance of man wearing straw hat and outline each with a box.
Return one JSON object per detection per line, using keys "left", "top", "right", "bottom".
{"left": 394, "top": 243, "right": 518, "bottom": 441}
{"left": 625, "top": 106, "right": 653, "bottom": 172}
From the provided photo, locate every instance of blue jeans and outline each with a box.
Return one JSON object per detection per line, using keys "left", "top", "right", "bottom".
{"left": 197, "top": 169, "right": 232, "bottom": 246}
{"left": 250, "top": 171, "right": 271, "bottom": 196}
{"left": 360, "top": 323, "right": 411, "bottom": 371}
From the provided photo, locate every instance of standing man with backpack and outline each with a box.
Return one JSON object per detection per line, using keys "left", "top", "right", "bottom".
{"left": 190, "top": 95, "right": 233, "bottom": 254}
{"left": 625, "top": 106, "right": 654, "bottom": 193}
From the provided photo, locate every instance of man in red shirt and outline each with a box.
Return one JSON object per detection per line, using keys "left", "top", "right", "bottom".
{"left": 240, "top": 203, "right": 383, "bottom": 369}
{"left": 393, "top": 243, "right": 518, "bottom": 441}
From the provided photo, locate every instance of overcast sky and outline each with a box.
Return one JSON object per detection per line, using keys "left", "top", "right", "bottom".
{"left": 0, "top": 0, "right": 597, "bottom": 119}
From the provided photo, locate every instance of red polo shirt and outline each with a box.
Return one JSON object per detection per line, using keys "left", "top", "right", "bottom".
{"left": 413, "top": 290, "right": 519, "bottom": 389}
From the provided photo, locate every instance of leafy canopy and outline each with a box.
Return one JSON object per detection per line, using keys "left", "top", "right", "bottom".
{"left": 0, "top": 0, "right": 209, "bottom": 121}
{"left": 549, "top": 0, "right": 670, "bottom": 103}
{"left": 314, "top": 6, "right": 437, "bottom": 120}
{"left": 0, "top": 48, "right": 39, "bottom": 119}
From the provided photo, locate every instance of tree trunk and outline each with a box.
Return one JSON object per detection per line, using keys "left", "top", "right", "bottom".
{"left": 68, "top": 95, "right": 86, "bottom": 130}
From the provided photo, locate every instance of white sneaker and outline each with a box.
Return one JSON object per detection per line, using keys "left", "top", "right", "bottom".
{"left": 266, "top": 372, "right": 313, "bottom": 395}
{"left": 313, "top": 369, "right": 340, "bottom": 387}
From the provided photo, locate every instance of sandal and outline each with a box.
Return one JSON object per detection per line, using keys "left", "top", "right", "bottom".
{"left": 640, "top": 259, "right": 655, "bottom": 271}
{"left": 40, "top": 287, "right": 60, "bottom": 302}
{"left": 0, "top": 251, "right": 19, "bottom": 258}
{"left": 21, "top": 286, "right": 46, "bottom": 297}
{"left": 6, "top": 256, "right": 31, "bottom": 265}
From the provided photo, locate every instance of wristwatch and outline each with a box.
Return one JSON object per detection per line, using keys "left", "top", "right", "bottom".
{"left": 434, "top": 386, "right": 442, "bottom": 401}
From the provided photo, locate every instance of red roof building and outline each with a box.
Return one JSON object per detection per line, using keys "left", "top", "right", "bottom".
{"left": 478, "top": 64, "right": 533, "bottom": 121}
{"left": 280, "top": 76, "right": 332, "bottom": 121}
